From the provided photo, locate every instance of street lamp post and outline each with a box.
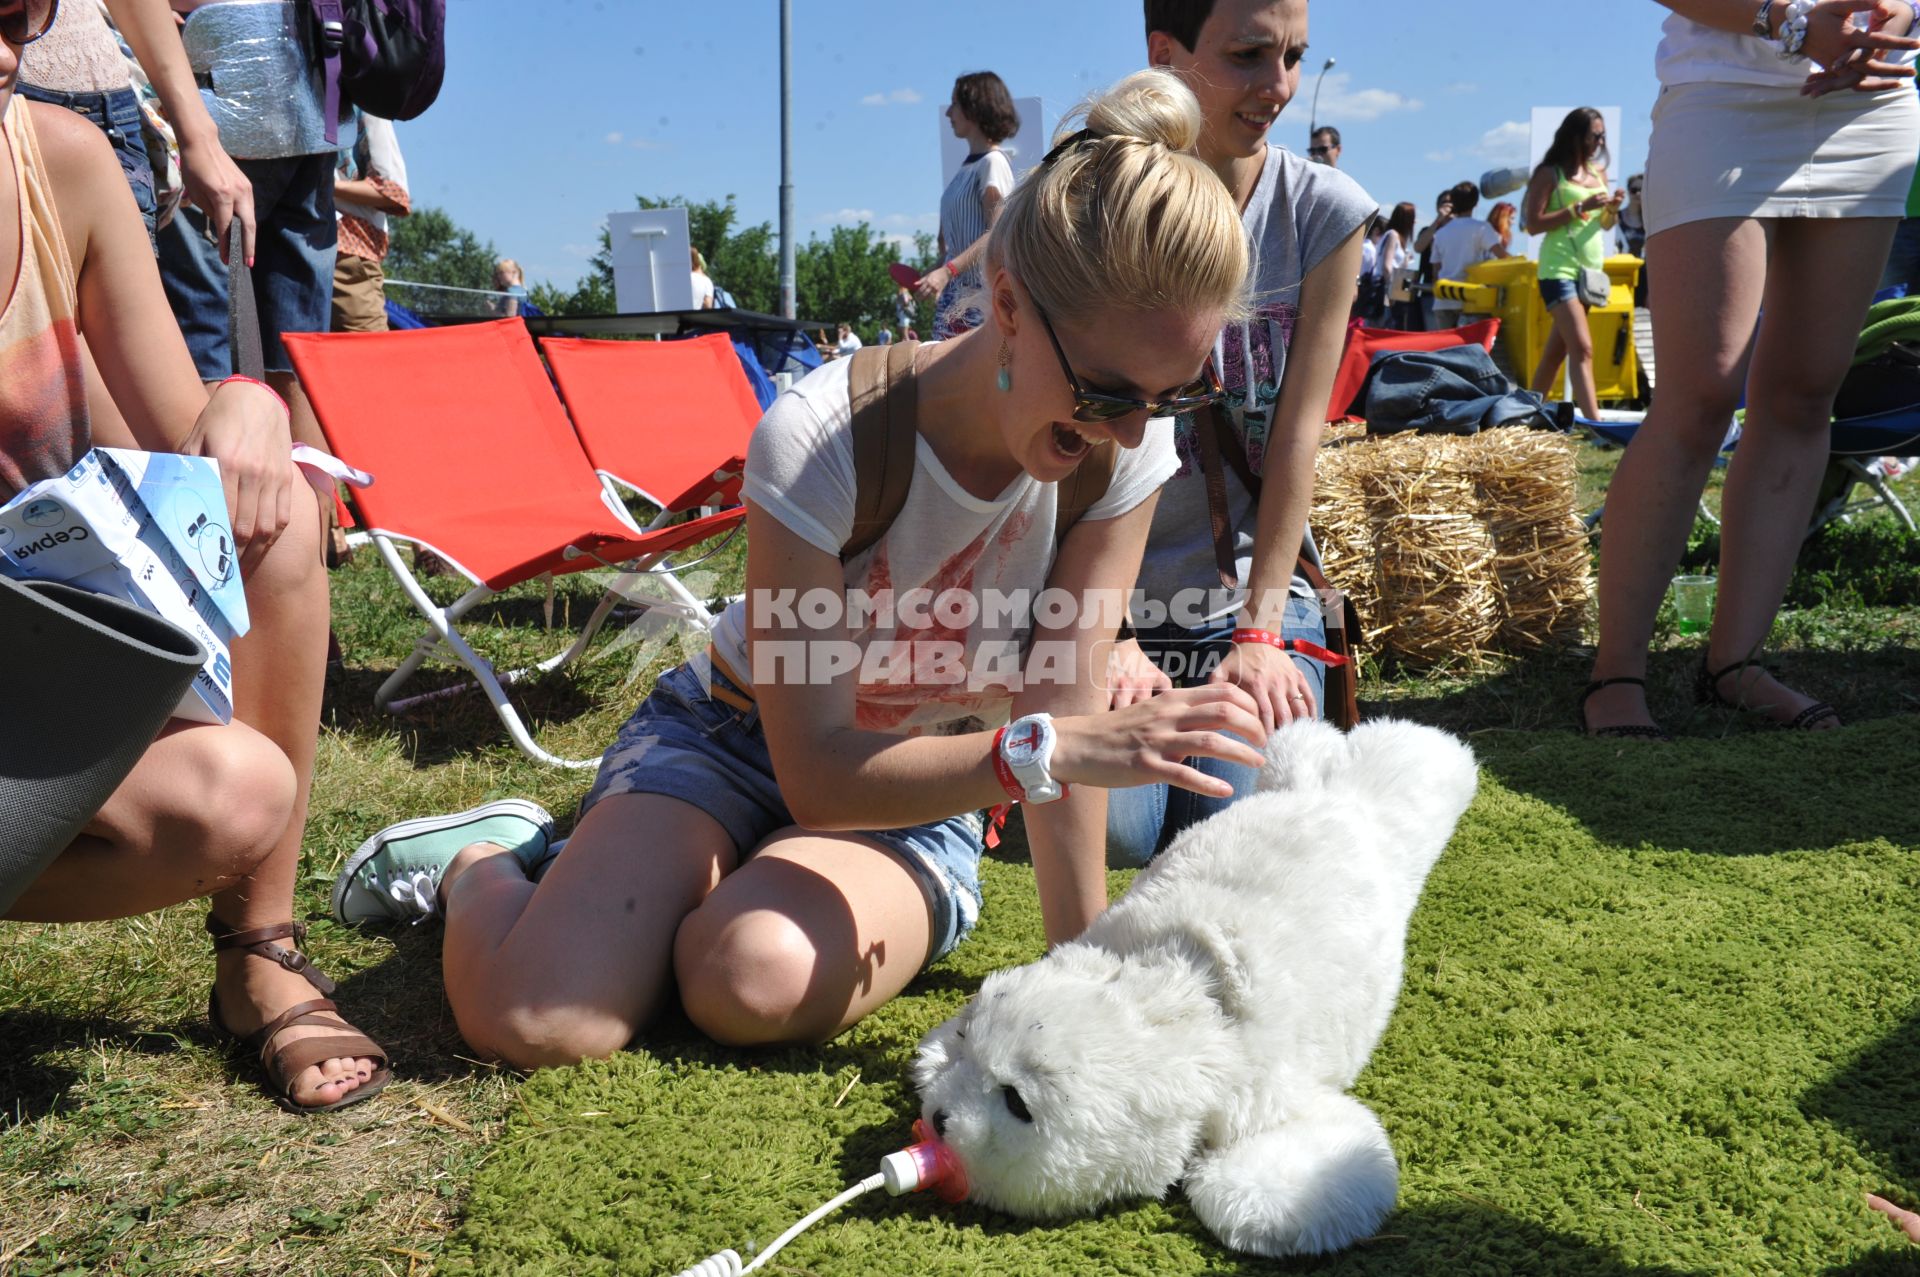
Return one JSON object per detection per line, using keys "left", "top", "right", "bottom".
{"left": 777, "top": 0, "right": 795, "bottom": 319}
{"left": 1308, "top": 56, "right": 1336, "bottom": 139}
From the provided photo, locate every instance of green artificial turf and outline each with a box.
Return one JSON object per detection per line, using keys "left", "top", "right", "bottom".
{"left": 442, "top": 721, "right": 1920, "bottom": 1277}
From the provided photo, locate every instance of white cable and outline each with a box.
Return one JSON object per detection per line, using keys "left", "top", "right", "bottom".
{"left": 667, "top": 1251, "right": 742, "bottom": 1277}
{"left": 667, "top": 1174, "right": 885, "bottom": 1277}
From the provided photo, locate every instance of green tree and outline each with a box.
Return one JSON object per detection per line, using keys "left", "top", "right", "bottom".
{"left": 535, "top": 196, "right": 936, "bottom": 337}
{"left": 385, "top": 206, "right": 500, "bottom": 291}
{"left": 796, "top": 222, "right": 902, "bottom": 340}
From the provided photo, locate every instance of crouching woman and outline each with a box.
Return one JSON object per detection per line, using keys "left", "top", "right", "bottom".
{"left": 335, "top": 70, "right": 1266, "bottom": 1068}
{"left": 1, "top": 0, "right": 384, "bottom": 1112}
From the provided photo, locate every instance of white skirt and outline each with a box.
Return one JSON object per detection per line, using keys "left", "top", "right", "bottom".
{"left": 1643, "top": 79, "right": 1918, "bottom": 235}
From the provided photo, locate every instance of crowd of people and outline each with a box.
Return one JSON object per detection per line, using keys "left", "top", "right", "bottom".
{"left": 2, "top": 0, "right": 1918, "bottom": 1246}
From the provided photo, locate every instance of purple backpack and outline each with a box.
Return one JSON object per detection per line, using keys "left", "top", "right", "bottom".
{"left": 307, "top": 0, "right": 446, "bottom": 142}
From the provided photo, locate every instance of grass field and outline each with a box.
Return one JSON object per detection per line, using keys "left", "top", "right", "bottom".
{"left": 3, "top": 443, "right": 1918, "bottom": 1275}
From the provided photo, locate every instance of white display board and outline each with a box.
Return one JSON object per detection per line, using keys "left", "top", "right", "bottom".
{"left": 939, "top": 95, "right": 1046, "bottom": 189}
{"left": 1522, "top": 106, "right": 1624, "bottom": 260}
{"left": 609, "top": 208, "right": 695, "bottom": 314}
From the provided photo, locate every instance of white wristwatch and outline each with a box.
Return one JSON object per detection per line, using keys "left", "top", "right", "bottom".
{"left": 994, "top": 713, "right": 1067, "bottom": 805}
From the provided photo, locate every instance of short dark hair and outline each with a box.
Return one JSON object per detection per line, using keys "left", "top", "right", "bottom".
{"left": 1311, "top": 126, "right": 1341, "bottom": 148}
{"left": 951, "top": 71, "right": 1020, "bottom": 143}
{"left": 1449, "top": 181, "right": 1481, "bottom": 217}
{"left": 1144, "top": 0, "right": 1217, "bottom": 52}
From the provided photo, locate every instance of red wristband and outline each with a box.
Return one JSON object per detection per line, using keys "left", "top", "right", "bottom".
{"left": 990, "top": 725, "right": 1026, "bottom": 802}
{"left": 218, "top": 374, "right": 290, "bottom": 421}
{"left": 1231, "top": 627, "right": 1349, "bottom": 668}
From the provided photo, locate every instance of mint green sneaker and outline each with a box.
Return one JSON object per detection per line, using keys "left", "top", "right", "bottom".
{"left": 332, "top": 799, "right": 555, "bottom": 926}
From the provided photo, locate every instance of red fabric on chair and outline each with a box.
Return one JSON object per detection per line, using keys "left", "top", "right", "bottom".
{"left": 284, "top": 319, "right": 732, "bottom": 591}
{"left": 542, "top": 332, "right": 762, "bottom": 512}
{"left": 1326, "top": 318, "right": 1501, "bottom": 423}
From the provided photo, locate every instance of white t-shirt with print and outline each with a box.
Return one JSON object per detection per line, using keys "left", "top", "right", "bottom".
{"left": 710, "top": 354, "right": 1179, "bottom": 735}
{"left": 1429, "top": 217, "right": 1505, "bottom": 310}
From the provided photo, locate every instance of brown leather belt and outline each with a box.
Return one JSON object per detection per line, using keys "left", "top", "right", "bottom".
{"left": 703, "top": 645, "right": 757, "bottom": 714}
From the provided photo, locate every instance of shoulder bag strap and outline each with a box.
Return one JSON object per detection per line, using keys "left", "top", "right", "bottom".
{"left": 842, "top": 342, "right": 921, "bottom": 562}
{"left": 1193, "top": 405, "right": 1241, "bottom": 592}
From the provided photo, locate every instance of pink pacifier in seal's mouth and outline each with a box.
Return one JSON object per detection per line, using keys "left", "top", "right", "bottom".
{"left": 880, "top": 1118, "right": 970, "bottom": 1203}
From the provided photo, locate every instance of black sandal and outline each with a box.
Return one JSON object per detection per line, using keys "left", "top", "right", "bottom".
{"left": 1695, "top": 654, "right": 1841, "bottom": 731}
{"left": 206, "top": 915, "right": 391, "bottom": 1115}
{"left": 1579, "top": 677, "right": 1671, "bottom": 741}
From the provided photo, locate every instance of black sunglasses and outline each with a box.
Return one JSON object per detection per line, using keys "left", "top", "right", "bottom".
{"left": 0, "top": 0, "right": 58, "bottom": 46}
{"left": 1033, "top": 302, "right": 1223, "bottom": 423}
{"left": 1307, "top": 145, "right": 1331, "bottom": 157}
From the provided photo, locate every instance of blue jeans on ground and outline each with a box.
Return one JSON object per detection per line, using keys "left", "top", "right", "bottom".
{"left": 1106, "top": 592, "right": 1328, "bottom": 868}
{"left": 18, "top": 83, "right": 155, "bottom": 249}
{"left": 156, "top": 152, "right": 336, "bottom": 377}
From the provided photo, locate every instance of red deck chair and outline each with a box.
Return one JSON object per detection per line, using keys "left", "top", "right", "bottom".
{"left": 541, "top": 331, "right": 760, "bottom": 513}
{"left": 284, "top": 319, "right": 744, "bottom": 768}
{"left": 540, "top": 331, "right": 762, "bottom": 629}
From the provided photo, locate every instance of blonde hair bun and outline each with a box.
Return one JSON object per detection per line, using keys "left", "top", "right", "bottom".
{"left": 985, "top": 69, "right": 1247, "bottom": 324}
{"left": 1074, "top": 68, "right": 1203, "bottom": 156}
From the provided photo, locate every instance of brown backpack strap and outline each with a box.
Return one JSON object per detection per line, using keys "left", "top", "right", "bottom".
{"left": 842, "top": 342, "right": 921, "bottom": 562}
{"left": 1053, "top": 440, "right": 1118, "bottom": 546}
{"left": 1197, "top": 405, "right": 1364, "bottom": 730}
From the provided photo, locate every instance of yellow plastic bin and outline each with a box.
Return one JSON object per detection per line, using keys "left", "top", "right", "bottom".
{"left": 1433, "top": 254, "right": 1644, "bottom": 404}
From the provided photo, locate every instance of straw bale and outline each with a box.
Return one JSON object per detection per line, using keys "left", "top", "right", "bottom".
{"left": 1311, "top": 428, "right": 1589, "bottom": 670}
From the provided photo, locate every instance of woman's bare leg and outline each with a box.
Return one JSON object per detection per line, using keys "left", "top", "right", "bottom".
{"left": 7, "top": 720, "right": 296, "bottom": 920}
{"left": 1534, "top": 299, "right": 1600, "bottom": 418}
{"left": 1532, "top": 323, "right": 1567, "bottom": 401}
{"left": 1587, "top": 217, "right": 1767, "bottom": 732}
{"left": 437, "top": 793, "right": 738, "bottom": 1070}
{"left": 211, "top": 482, "right": 376, "bottom": 1104}
{"left": 1705, "top": 215, "right": 1899, "bottom": 726}
{"left": 674, "top": 830, "right": 937, "bottom": 1045}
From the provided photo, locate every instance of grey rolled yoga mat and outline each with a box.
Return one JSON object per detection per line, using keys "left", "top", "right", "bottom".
{"left": 0, "top": 573, "right": 206, "bottom": 915}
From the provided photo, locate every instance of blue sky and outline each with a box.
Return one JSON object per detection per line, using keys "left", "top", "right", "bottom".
{"left": 395, "top": 2, "right": 1671, "bottom": 289}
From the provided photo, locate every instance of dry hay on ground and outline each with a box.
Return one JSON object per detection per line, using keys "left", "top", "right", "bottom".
{"left": 1313, "top": 427, "right": 1590, "bottom": 670}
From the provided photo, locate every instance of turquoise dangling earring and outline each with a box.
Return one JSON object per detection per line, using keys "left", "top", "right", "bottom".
{"left": 996, "top": 340, "right": 1012, "bottom": 393}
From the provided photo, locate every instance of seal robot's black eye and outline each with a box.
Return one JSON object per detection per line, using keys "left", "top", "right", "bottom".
{"left": 1002, "top": 1086, "right": 1032, "bottom": 1123}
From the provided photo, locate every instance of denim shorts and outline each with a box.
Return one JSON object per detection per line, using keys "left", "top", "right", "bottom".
{"left": 579, "top": 662, "right": 986, "bottom": 964}
{"left": 1538, "top": 276, "right": 1580, "bottom": 309}
{"left": 19, "top": 84, "right": 155, "bottom": 249}
{"left": 156, "top": 152, "right": 336, "bottom": 378}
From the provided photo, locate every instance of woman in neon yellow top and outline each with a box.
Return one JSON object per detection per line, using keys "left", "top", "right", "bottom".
{"left": 1524, "top": 107, "right": 1625, "bottom": 420}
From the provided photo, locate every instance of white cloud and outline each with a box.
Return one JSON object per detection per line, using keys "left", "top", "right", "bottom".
{"left": 1312, "top": 73, "right": 1421, "bottom": 123}
{"left": 1472, "top": 120, "right": 1530, "bottom": 166}
{"left": 605, "top": 130, "right": 667, "bottom": 150}
{"left": 878, "top": 211, "right": 938, "bottom": 231}
{"left": 1445, "top": 81, "right": 1478, "bottom": 95}
{"left": 1424, "top": 149, "right": 1456, "bottom": 164}
{"left": 860, "top": 87, "right": 923, "bottom": 107}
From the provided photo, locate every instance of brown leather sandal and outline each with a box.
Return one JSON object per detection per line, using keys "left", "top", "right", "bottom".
{"left": 206, "top": 914, "right": 391, "bottom": 1114}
